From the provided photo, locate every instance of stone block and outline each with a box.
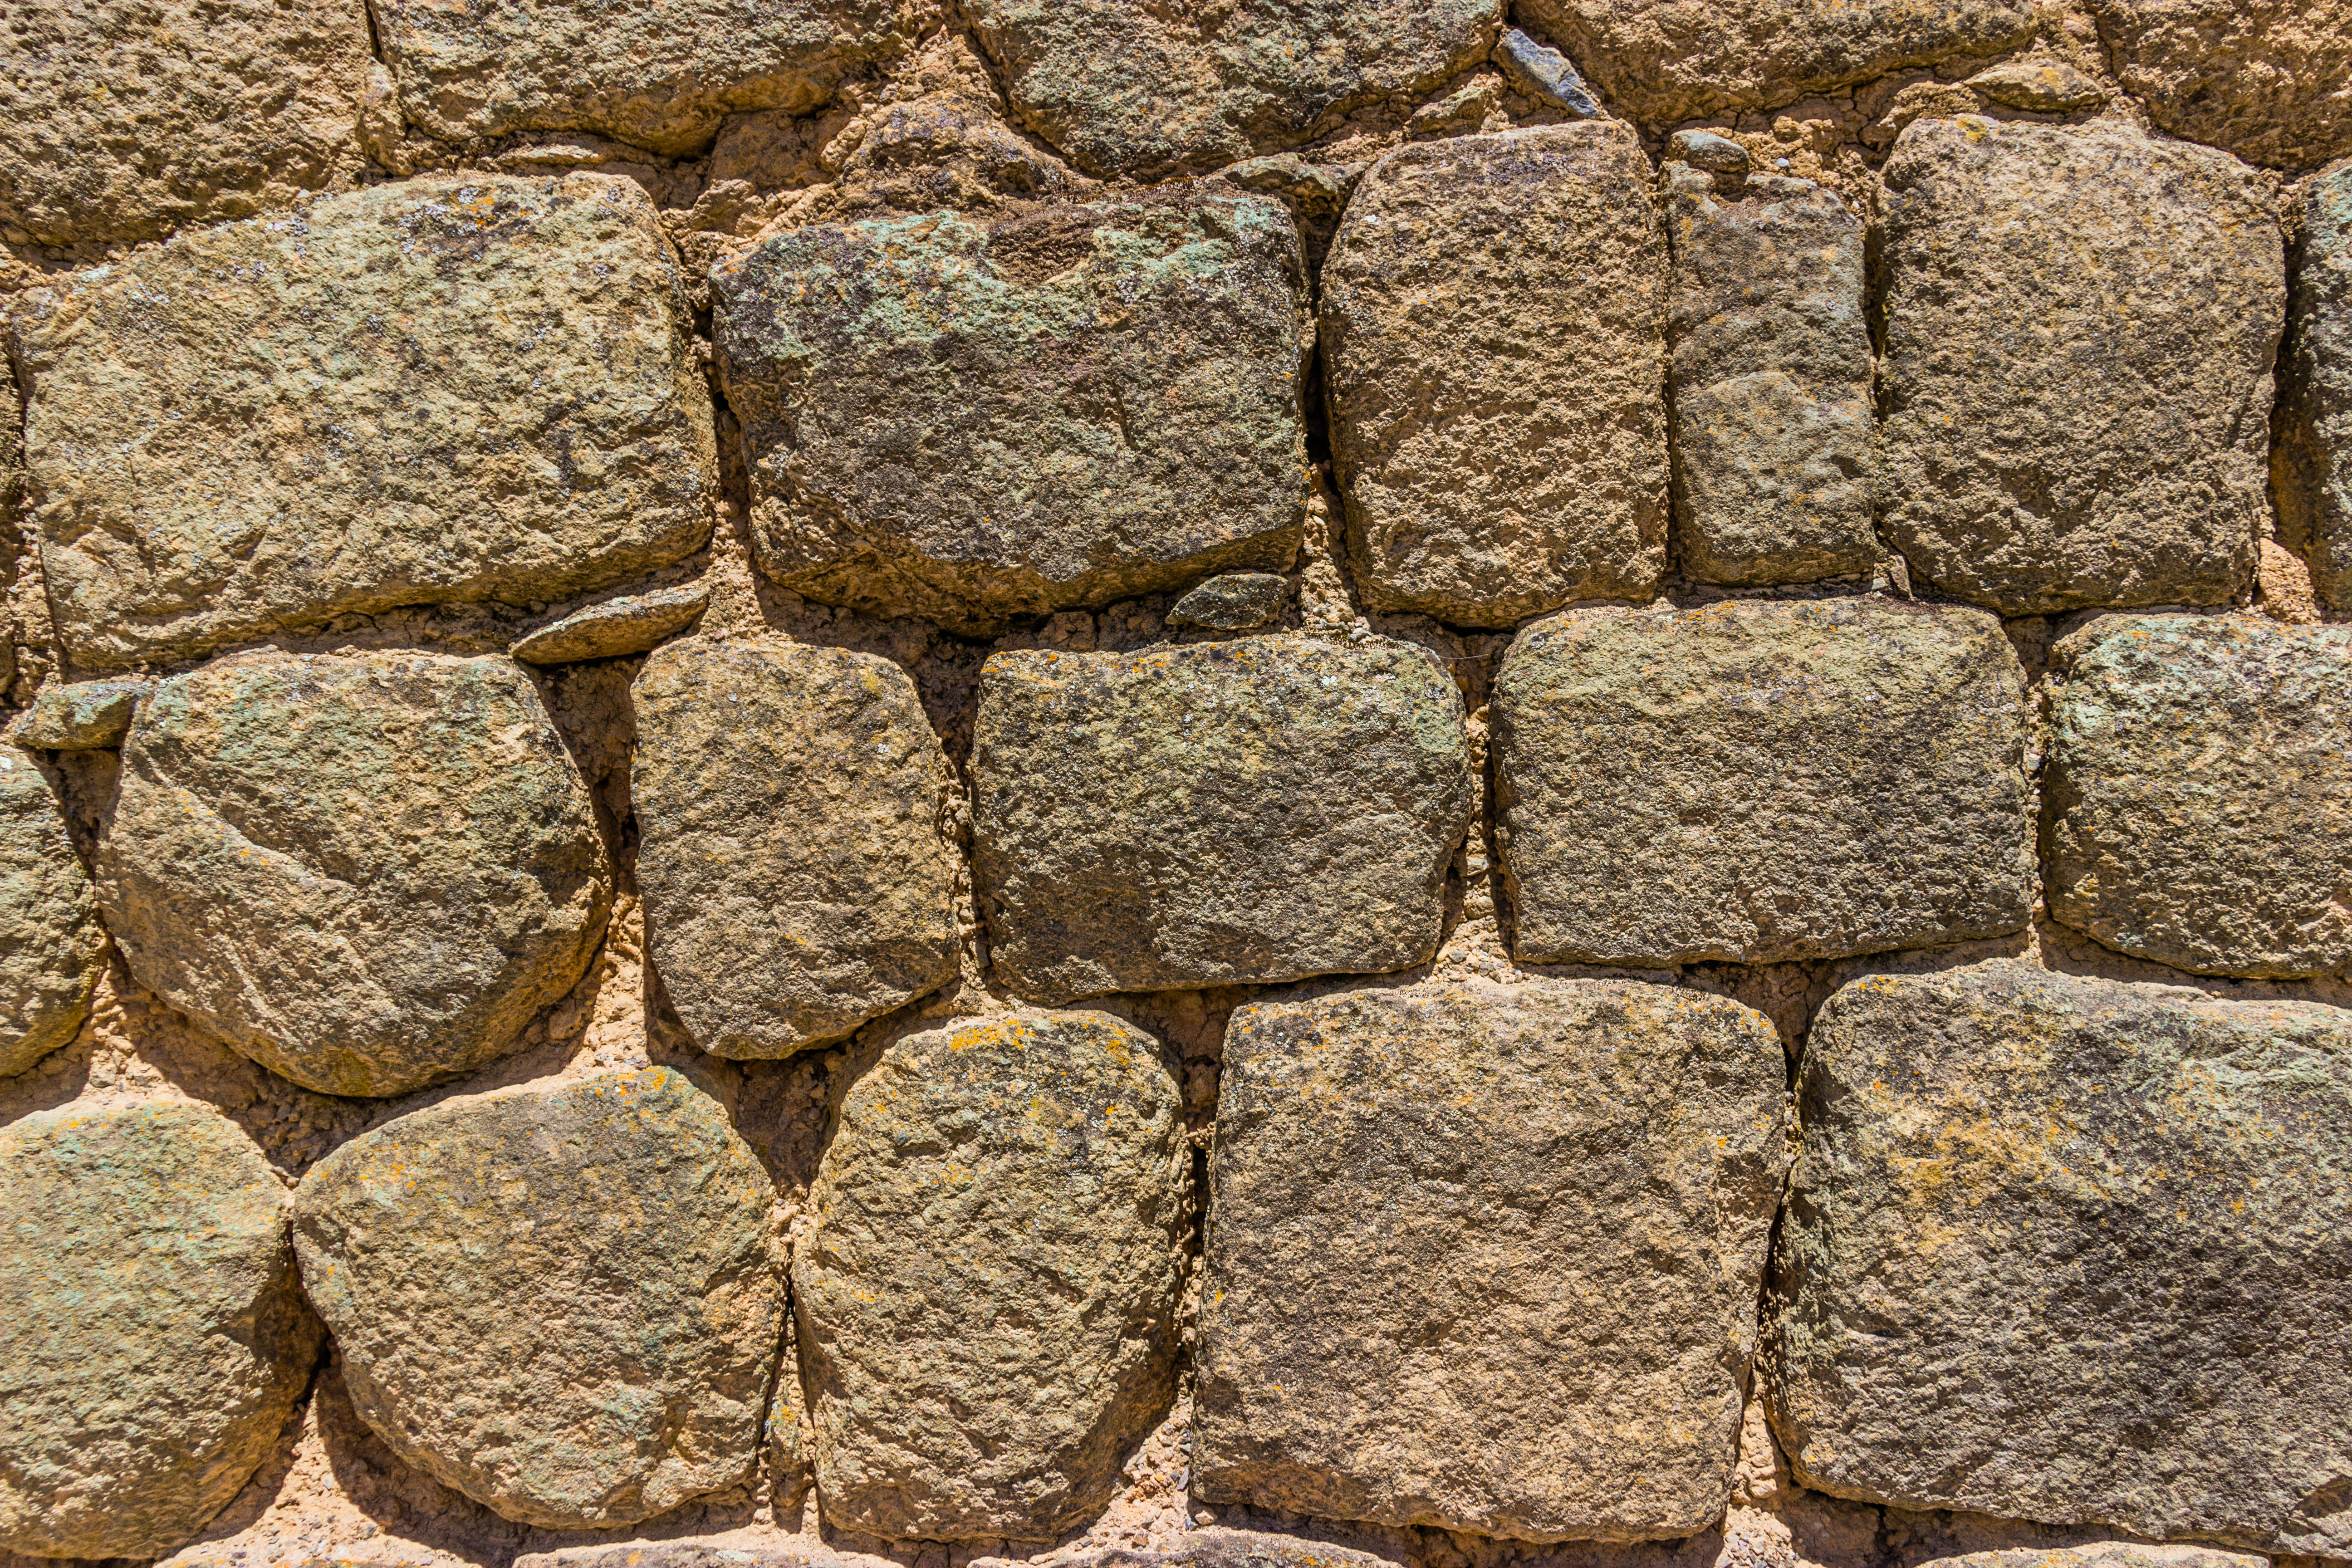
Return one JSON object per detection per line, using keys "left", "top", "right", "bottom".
{"left": 712, "top": 194, "right": 1309, "bottom": 634}
{"left": 1877, "top": 118, "right": 2282, "bottom": 616}
{"left": 795, "top": 1012, "right": 1188, "bottom": 1540}
{"left": 1664, "top": 167, "right": 1877, "bottom": 586}
{"left": 510, "top": 584, "right": 709, "bottom": 665}
{"left": 632, "top": 640, "right": 959, "bottom": 1057}
{"left": 1767, "top": 961, "right": 2352, "bottom": 1556}
{"left": 2278, "top": 158, "right": 2352, "bottom": 611}
{"left": 1194, "top": 976, "right": 1789, "bottom": 1540}
{"left": 972, "top": 636, "right": 1472, "bottom": 1003}
{"left": 2087, "top": 0, "right": 2352, "bottom": 170}
{"left": 99, "top": 651, "right": 611, "bottom": 1098}
{"left": 1323, "top": 122, "right": 1666, "bottom": 626}
{"left": 2045, "top": 614, "right": 2352, "bottom": 978}
{"left": 0, "top": 1102, "right": 320, "bottom": 1559}
{"left": 294, "top": 1067, "right": 784, "bottom": 1529}
{"left": 0, "top": 752, "right": 104, "bottom": 1079}
{"left": 1494, "top": 598, "right": 2034, "bottom": 966}
{"left": 10, "top": 172, "right": 715, "bottom": 672}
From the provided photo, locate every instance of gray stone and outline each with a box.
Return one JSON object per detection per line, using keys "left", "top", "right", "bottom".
{"left": 1664, "top": 167, "right": 1877, "bottom": 586}
{"left": 2045, "top": 614, "right": 2352, "bottom": 979}
{"left": 2279, "top": 158, "right": 2352, "bottom": 611}
{"left": 6, "top": 677, "right": 149, "bottom": 749}
{"left": 0, "top": 1102, "right": 320, "bottom": 1559}
{"left": 510, "top": 584, "right": 710, "bottom": 665}
{"left": 1493, "top": 598, "right": 2034, "bottom": 966}
{"left": 1493, "top": 29, "right": 1603, "bottom": 117}
{"left": 294, "top": 1066, "right": 785, "bottom": 1529}
{"left": 99, "top": 651, "right": 611, "bottom": 1098}
{"left": 712, "top": 194, "right": 1311, "bottom": 635}
{"left": 632, "top": 639, "right": 959, "bottom": 1057}
{"left": 1766, "top": 960, "right": 2352, "bottom": 1556}
{"left": 2087, "top": 0, "right": 2352, "bottom": 170}
{"left": 796, "top": 1011, "right": 1188, "bottom": 1540}
{"left": 1668, "top": 129, "right": 1750, "bottom": 175}
{"left": 0, "top": 752, "right": 104, "bottom": 1079}
{"left": 1877, "top": 118, "right": 2282, "bottom": 616}
{"left": 1195, "top": 976, "right": 1789, "bottom": 1540}
{"left": 1168, "top": 573, "right": 1289, "bottom": 630}
{"left": 1323, "top": 122, "right": 1667, "bottom": 625}
{"left": 971, "top": 636, "right": 1472, "bottom": 1004}
{"left": 10, "top": 172, "right": 716, "bottom": 672}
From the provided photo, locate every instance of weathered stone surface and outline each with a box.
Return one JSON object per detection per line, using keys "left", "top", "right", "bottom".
{"left": 1877, "top": 118, "right": 2281, "bottom": 616}
{"left": 972, "top": 637, "right": 1472, "bottom": 1003}
{"left": 510, "top": 583, "right": 710, "bottom": 665}
{"left": 1670, "top": 129, "right": 1750, "bottom": 175}
{"left": 632, "top": 640, "right": 957, "bottom": 1057}
{"left": 2279, "top": 158, "right": 2352, "bottom": 610}
{"left": 1168, "top": 572, "right": 1288, "bottom": 630}
{"left": 1494, "top": 599, "right": 2034, "bottom": 966}
{"left": 966, "top": 0, "right": 1499, "bottom": 179}
{"left": 0, "top": 0, "right": 372, "bottom": 246}
{"left": 1323, "top": 122, "right": 1667, "bottom": 625}
{"left": 1196, "top": 976, "right": 1789, "bottom": 1540}
{"left": 713, "top": 194, "right": 1309, "bottom": 634}
{"left": 294, "top": 1067, "right": 784, "bottom": 1529}
{"left": 2087, "top": 0, "right": 2352, "bottom": 169}
{"left": 372, "top": 0, "right": 919, "bottom": 157}
{"left": 1912, "top": 1548, "right": 2266, "bottom": 1568}
{"left": 0, "top": 752, "right": 103, "bottom": 1079}
{"left": 1664, "top": 167, "right": 1877, "bottom": 586}
{"left": 2045, "top": 615, "right": 2352, "bottom": 978}
{"left": 5, "top": 677, "right": 149, "bottom": 749}
{"left": 0, "top": 1102, "right": 319, "bottom": 1559}
{"left": 1767, "top": 961, "right": 2352, "bottom": 1555}
{"left": 99, "top": 651, "right": 611, "bottom": 1098}
{"left": 1964, "top": 55, "right": 2109, "bottom": 112}
{"left": 11, "top": 172, "right": 715, "bottom": 672}
{"left": 1493, "top": 28, "right": 1603, "bottom": 117}
{"left": 796, "top": 1012, "right": 1188, "bottom": 1540}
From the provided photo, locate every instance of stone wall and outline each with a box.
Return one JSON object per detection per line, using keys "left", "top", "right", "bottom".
{"left": 3, "top": 5, "right": 2351, "bottom": 1568}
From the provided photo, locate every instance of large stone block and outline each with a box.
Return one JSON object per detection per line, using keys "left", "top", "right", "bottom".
{"left": 0, "top": 0, "right": 372, "bottom": 246}
{"left": 795, "top": 1012, "right": 1188, "bottom": 1540}
{"left": 1494, "top": 598, "right": 2034, "bottom": 966}
{"left": 1877, "top": 118, "right": 2282, "bottom": 616}
{"left": 2045, "top": 615, "right": 2352, "bottom": 979}
{"left": 294, "top": 1067, "right": 784, "bottom": 1529}
{"left": 2087, "top": 0, "right": 2352, "bottom": 170}
{"left": 1323, "top": 122, "right": 1666, "bottom": 626}
{"left": 2279, "top": 158, "right": 2352, "bottom": 610}
{"left": 0, "top": 752, "right": 104, "bottom": 1079}
{"left": 967, "top": 0, "right": 1499, "bottom": 180}
{"left": 632, "top": 640, "right": 958, "bottom": 1058}
{"left": 10, "top": 172, "right": 715, "bottom": 672}
{"left": 1664, "top": 167, "right": 1877, "bottom": 586}
{"left": 1767, "top": 961, "right": 2352, "bottom": 1556}
{"left": 712, "top": 195, "right": 1309, "bottom": 634}
{"left": 1195, "top": 976, "right": 1789, "bottom": 1541}
{"left": 972, "top": 637, "right": 1472, "bottom": 1003}
{"left": 99, "top": 651, "right": 611, "bottom": 1098}
{"left": 0, "top": 1102, "right": 320, "bottom": 1559}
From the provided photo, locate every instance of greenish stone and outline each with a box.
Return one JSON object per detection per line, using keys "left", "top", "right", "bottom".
{"left": 0, "top": 751, "right": 103, "bottom": 1079}
{"left": 1167, "top": 572, "right": 1288, "bottom": 630}
{"left": 2279, "top": 159, "right": 2352, "bottom": 611}
{"left": 5, "top": 676, "right": 150, "bottom": 748}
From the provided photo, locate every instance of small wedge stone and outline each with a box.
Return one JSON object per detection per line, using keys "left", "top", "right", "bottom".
{"left": 1167, "top": 573, "right": 1289, "bottom": 630}
{"left": 0, "top": 753, "right": 104, "bottom": 1079}
{"left": 5, "top": 678, "right": 150, "bottom": 750}
{"left": 510, "top": 584, "right": 710, "bottom": 665}
{"left": 1493, "top": 28, "right": 1604, "bottom": 117}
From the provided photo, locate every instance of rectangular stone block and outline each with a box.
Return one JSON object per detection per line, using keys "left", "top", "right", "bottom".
{"left": 971, "top": 636, "right": 1471, "bottom": 1003}
{"left": 1767, "top": 961, "right": 2352, "bottom": 1556}
{"left": 1322, "top": 122, "right": 1667, "bottom": 627}
{"left": 1195, "top": 976, "right": 1789, "bottom": 1541}
{"left": 10, "top": 173, "right": 715, "bottom": 673}
{"left": 712, "top": 194, "right": 1310, "bottom": 634}
{"left": 2046, "top": 614, "right": 2352, "bottom": 978}
{"left": 1493, "top": 598, "right": 2034, "bottom": 967}
{"left": 2278, "top": 159, "right": 2352, "bottom": 611}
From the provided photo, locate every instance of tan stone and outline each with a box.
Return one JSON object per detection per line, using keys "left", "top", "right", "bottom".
{"left": 1323, "top": 122, "right": 1667, "bottom": 625}
{"left": 2087, "top": 0, "right": 2352, "bottom": 170}
{"left": 5, "top": 677, "right": 148, "bottom": 749}
{"left": 510, "top": 584, "right": 710, "bottom": 665}
{"left": 0, "top": 752, "right": 104, "bottom": 1079}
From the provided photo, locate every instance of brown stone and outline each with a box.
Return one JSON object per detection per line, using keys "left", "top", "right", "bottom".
{"left": 2087, "top": 0, "right": 2352, "bottom": 170}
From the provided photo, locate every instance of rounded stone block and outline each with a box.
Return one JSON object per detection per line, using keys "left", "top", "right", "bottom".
{"left": 2087, "top": 0, "right": 2352, "bottom": 170}
{"left": 0, "top": 752, "right": 104, "bottom": 1079}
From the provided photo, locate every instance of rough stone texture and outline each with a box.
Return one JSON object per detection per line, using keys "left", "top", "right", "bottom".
{"left": 632, "top": 640, "right": 958, "bottom": 1057}
{"left": 510, "top": 584, "right": 710, "bottom": 665}
{"left": 795, "top": 1012, "right": 1188, "bottom": 1540}
{"left": 1196, "top": 976, "right": 1789, "bottom": 1541}
{"left": 1521, "top": 0, "right": 2036, "bottom": 124}
{"left": 0, "top": 1102, "right": 319, "bottom": 1559}
{"left": 713, "top": 194, "right": 1310, "bottom": 634}
{"left": 1323, "top": 122, "right": 1667, "bottom": 626}
{"left": 294, "top": 1067, "right": 784, "bottom": 1529}
{"left": 1965, "top": 55, "right": 2110, "bottom": 112}
{"left": 966, "top": 0, "right": 1500, "bottom": 179}
{"left": 2278, "top": 158, "right": 2352, "bottom": 610}
{"left": 1877, "top": 118, "right": 2282, "bottom": 616}
{"left": 0, "top": 0, "right": 372, "bottom": 246}
{"left": 5, "top": 677, "right": 149, "bottom": 749}
{"left": 371, "top": 0, "right": 920, "bottom": 157}
{"left": 1912, "top": 1549, "right": 2266, "bottom": 1568}
{"left": 1494, "top": 598, "right": 2034, "bottom": 967}
{"left": 1664, "top": 166, "right": 1877, "bottom": 586}
{"left": 1168, "top": 573, "right": 1288, "bottom": 630}
{"left": 2044, "top": 614, "right": 2352, "bottom": 979}
{"left": 2087, "top": 0, "right": 2352, "bottom": 169}
{"left": 1492, "top": 29, "right": 1604, "bottom": 117}
{"left": 1767, "top": 961, "right": 2352, "bottom": 1555}
{"left": 0, "top": 752, "right": 104, "bottom": 1079}
{"left": 10, "top": 172, "right": 715, "bottom": 673}
{"left": 972, "top": 636, "right": 1472, "bottom": 1004}
{"left": 99, "top": 651, "right": 611, "bottom": 1098}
